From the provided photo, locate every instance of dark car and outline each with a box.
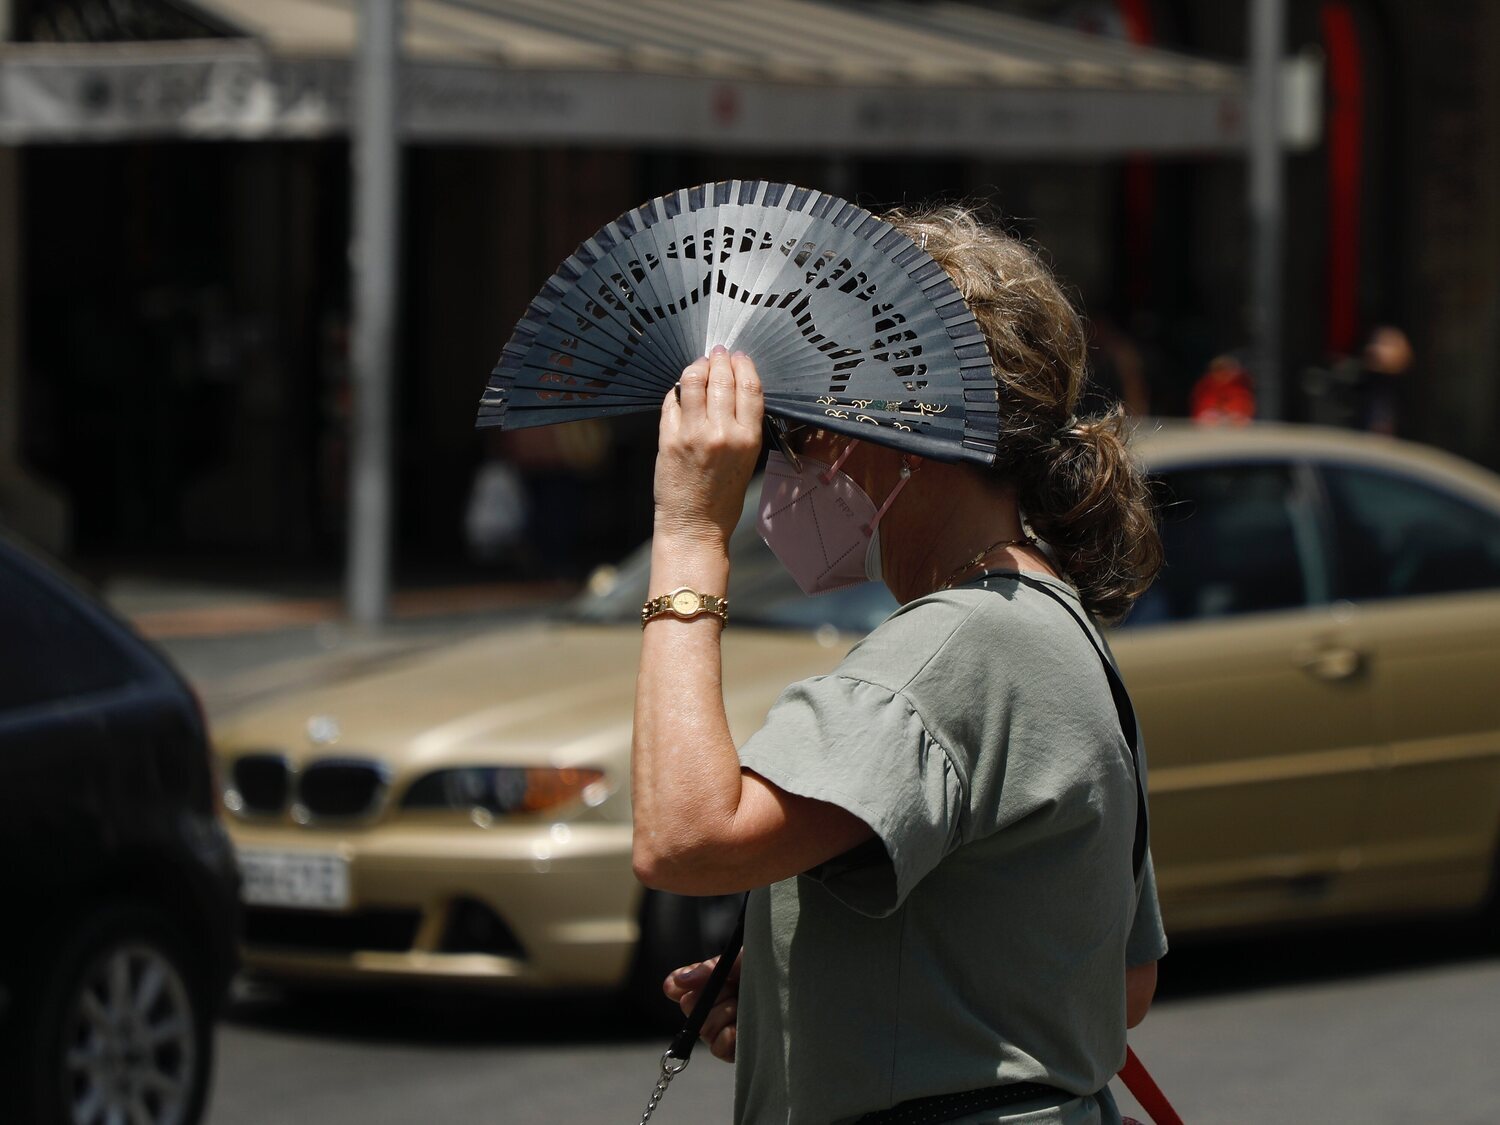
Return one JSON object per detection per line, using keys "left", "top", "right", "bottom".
{"left": 0, "top": 534, "right": 240, "bottom": 1125}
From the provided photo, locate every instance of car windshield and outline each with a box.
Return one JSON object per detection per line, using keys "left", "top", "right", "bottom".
{"left": 563, "top": 483, "right": 900, "bottom": 634}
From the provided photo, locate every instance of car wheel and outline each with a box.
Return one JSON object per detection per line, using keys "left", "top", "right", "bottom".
{"left": 626, "top": 890, "right": 745, "bottom": 1028}
{"left": 24, "top": 903, "right": 214, "bottom": 1125}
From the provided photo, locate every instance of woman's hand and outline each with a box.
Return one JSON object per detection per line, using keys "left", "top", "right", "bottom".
{"left": 654, "top": 347, "right": 764, "bottom": 548}
{"left": 662, "top": 951, "right": 742, "bottom": 1063}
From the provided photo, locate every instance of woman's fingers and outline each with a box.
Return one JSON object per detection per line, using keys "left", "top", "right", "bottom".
{"left": 660, "top": 952, "right": 741, "bottom": 1063}
{"left": 653, "top": 344, "right": 761, "bottom": 542}
{"left": 677, "top": 348, "right": 761, "bottom": 441}
{"left": 710, "top": 1022, "right": 736, "bottom": 1063}
{"left": 699, "top": 996, "right": 737, "bottom": 1052}
{"left": 730, "top": 352, "right": 763, "bottom": 428}
{"left": 664, "top": 956, "right": 715, "bottom": 1005}
{"left": 659, "top": 373, "right": 682, "bottom": 435}
{"left": 677, "top": 357, "right": 709, "bottom": 424}
{"left": 707, "top": 345, "right": 737, "bottom": 421}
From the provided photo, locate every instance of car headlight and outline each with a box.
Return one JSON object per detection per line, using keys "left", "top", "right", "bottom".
{"left": 400, "top": 766, "right": 607, "bottom": 815}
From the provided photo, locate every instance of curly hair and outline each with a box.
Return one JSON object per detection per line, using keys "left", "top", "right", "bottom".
{"left": 884, "top": 204, "right": 1163, "bottom": 623}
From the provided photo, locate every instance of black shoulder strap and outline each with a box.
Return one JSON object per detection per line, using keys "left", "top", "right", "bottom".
{"left": 1007, "top": 574, "right": 1149, "bottom": 882}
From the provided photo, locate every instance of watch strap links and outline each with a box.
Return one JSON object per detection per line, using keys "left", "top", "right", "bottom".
{"left": 640, "top": 589, "right": 729, "bottom": 628}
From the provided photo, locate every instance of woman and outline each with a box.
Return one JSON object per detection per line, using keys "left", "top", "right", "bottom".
{"left": 633, "top": 206, "right": 1166, "bottom": 1124}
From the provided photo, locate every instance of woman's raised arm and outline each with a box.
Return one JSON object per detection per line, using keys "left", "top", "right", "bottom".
{"left": 630, "top": 347, "right": 871, "bottom": 895}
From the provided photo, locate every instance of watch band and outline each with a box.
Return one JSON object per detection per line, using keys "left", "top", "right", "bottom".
{"left": 641, "top": 587, "right": 729, "bottom": 628}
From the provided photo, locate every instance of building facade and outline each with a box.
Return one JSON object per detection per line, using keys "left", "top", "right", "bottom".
{"left": 1, "top": 0, "right": 1496, "bottom": 581}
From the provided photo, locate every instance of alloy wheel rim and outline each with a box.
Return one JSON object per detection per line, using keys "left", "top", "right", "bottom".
{"left": 61, "top": 942, "right": 196, "bottom": 1125}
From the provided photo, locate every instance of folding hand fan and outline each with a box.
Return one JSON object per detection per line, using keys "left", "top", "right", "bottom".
{"left": 476, "top": 181, "right": 1002, "bottom": 465}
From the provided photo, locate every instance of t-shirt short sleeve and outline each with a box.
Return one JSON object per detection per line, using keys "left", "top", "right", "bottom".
{"left": 1126, "top": 847, "right": 1169, "bottom": 966}
{"left": 737, "top": 674, "right": 964, "bottom": 918}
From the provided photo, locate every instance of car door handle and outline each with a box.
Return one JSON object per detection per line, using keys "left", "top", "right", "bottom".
{"left": 1295, "top": 644, "right": 1366, "bottom": 681}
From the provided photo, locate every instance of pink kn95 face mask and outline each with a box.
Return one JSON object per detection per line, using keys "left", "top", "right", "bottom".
{"left": 757, "top": 442, "right": 912, "bottom": 596}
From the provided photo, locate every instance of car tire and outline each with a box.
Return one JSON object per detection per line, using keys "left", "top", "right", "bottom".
{"left": 20, "top": 902, "right": 216, "bottom": 1125}
{"left": 626, "top": 890, "right": 745, "bottom": 1028}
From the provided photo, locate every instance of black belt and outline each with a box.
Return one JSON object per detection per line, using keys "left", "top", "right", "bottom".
{"left": 854, "top": 1080, "right": 1069, "bottom": 1123}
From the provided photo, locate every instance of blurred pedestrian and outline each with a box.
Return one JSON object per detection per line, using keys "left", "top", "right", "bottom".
{"left": 1189, "top": 354, "right": 1256, "bottom": 425}
{"left": 636, "top": 206, "right": 1167, "bottom": 1124}
{"left": 1356, "top": 324, "right": 1414, "bottom": 436}
{"left": 1301, "top": 324, "right": 1414, "bottom": 433}
{"left": 463, "top": 444, "right": 528, "bottom": 565}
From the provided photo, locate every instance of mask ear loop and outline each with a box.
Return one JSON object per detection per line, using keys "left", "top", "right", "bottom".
{"left": 863, "top": 458, "right": 914, "bottom": 533}
{"left": 819, "top": 441, "right": 858, "bottom": 485}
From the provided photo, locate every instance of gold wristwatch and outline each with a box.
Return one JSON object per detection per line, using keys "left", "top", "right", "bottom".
{"left": 641, "top": 587, "right": 729, "bottom": 628}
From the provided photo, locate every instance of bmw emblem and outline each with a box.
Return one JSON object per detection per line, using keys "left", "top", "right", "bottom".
{"left": 306, "top": 715, "right": 341, "bottom": 746}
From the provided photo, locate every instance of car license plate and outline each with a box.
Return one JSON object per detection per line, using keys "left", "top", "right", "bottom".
{"left": 238, "top": 849, "right": 350, "bottom": 910}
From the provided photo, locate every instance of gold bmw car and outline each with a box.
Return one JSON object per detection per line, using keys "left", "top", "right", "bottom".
{"left": 213, "top": 422, "right": 1500, "bottom": 999}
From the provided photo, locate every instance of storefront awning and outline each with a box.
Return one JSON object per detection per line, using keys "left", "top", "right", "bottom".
{"left": 0, "top": 0, "right": 1251, "bottom": 154}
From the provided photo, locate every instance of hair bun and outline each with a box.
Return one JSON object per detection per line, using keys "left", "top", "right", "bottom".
{"left": 1022, "top": 406, "right": 1161, "bottom": 621}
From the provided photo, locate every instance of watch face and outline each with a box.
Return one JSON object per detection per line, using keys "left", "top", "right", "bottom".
{"left": 670, "top": 590, "right": 701, "bottom": 615}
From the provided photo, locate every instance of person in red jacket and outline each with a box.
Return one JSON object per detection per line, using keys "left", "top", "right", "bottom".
{"left": 1190, "top": 354, "right": 1256, "bottom": 425}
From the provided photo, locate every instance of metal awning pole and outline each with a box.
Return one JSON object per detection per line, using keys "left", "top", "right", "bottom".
{"left": 346, "top": 0, "right": 403, "bottom": 626}
{"left": 1247, "top": 0, "right": 1285, "bottom": 420}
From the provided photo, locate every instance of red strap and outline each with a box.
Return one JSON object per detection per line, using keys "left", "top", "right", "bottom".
{"left": 1117, "top": 1045, "right": 1185, "bottom": 1125}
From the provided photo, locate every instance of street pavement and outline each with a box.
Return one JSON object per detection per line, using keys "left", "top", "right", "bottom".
{"left": 1115, "top": 918, "right": 1500, "bottom": 1123}
{"left": 210, "top": 984, "right": 733, "bottom": 1125}
{"left": 206, "top": 917, "right": 1500, "bottom": 1124}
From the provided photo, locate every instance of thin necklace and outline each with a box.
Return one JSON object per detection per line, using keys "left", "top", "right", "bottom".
{"left": 938, "top": 533, "right": 1039, "bottom": 591}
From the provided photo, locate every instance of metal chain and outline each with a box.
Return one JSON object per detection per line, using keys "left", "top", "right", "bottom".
{"left": 637, "top": 1052, "right": 690, "bottom": 1125}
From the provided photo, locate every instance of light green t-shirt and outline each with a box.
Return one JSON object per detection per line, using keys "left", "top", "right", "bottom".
{"left": 733, "top": 571, "right": 1168, "bottom": 1125}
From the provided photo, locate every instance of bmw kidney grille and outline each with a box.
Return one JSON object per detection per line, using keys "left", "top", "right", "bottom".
{"left": 298, "top": 758, "right": 390, "bottom": 819}
{"left": 229, "top": 754, "right": 388, "bottom": 821}
{"left": 231, "top": 753, "right": 292, "bottom": 814}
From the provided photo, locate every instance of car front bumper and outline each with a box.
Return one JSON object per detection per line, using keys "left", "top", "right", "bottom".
{"left": 227, "top": 818, "right": 641, "bottom": 992}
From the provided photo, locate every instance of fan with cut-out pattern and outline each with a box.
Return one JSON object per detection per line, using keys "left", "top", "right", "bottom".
{"left": 476, "top": 180, "right": 1000, "bottom": 465}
